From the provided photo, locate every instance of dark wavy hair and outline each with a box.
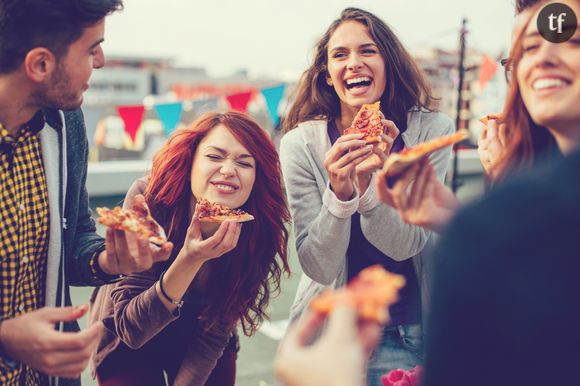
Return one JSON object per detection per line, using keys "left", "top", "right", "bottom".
{"left": 0, "top": 0, "right": 123, "bottom": 73}
{"left": 493, "top": 2, "right": 559, "bottom": 182}
{"left": 145, "top": 111, "right": 291, "bottom": 335}
{"left": 283, "top": 7, "right": 435, "bottom": 133}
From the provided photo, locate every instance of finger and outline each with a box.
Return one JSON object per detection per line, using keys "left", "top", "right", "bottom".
{"left": 287, "top": 311, "right": 326, "bottom": 348}
{"left": 333, "top": 145, "right": 373, "bottom": 169}
{"left": 325, "top": 304, "right": 359, "bottom": 343}
{"left": 113, "top": 230, "right": 131, "bottom": 274}
{"left": 487, "top": 119, "right": 499, "bottom": 140}
{"left": 105, "top": 228, "right": 121, "bottom": 274}
{"left": 375, "top": 170, "right": 395, "bottom": 206}
{"left": 408, "top": 160, "right": 430, "bottom": 210}
{"left": 326, "top": 137, "right": 367, "bottom": 162}
{"left": 201, "top": 220, "right": 231, "bottom": 250}
{"left": 498, "top": 123, "right": 509, "bottom": 148}
{"left": 120, "top": 230, "right": 141, "bottom": 273}
{"left": 382, "top": 120, "right": 399, "bottom": 139}
{"left": 152, "top": 242, "right": 173, "bottom": 263}
{"left": 479, "top": 123, "right": 489, "bottom": 142}
{"left": 390, "top": 163, "right": 422, "bottom": 210}
{"left": 186, "top": 204, "right": 203, "bottom": 240}
{"left": 357, "top": 320, "right": 384, "bottom": 356}
{"left": 50, "top": 322, "right": 103, "bottom": 352}
{"left": 41, "top": 305, "right": 90, "bottom": 324}
{"left": 219, "top": 221, "right": 241, "bottom": 252}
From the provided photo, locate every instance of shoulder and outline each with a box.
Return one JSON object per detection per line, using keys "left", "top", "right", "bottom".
{"left": 280, "top": 119, "right": 328, "bottom": 159}
{"left": 405, "top": 109, "right": 454, "bottom": 145}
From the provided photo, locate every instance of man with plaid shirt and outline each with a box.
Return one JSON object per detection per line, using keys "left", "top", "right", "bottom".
{"left": 0, "top": 1, "right": 173, "bottom": 385}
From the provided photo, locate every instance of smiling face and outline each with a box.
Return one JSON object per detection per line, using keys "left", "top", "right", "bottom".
{"left": 326, "top": 20, "right": 387, "bottom": 122}
{"left": 517, "top": 0, "right": 580, "bottom": 152}
{"left": 190, "top": 124, "right": 256, "bottom": 209}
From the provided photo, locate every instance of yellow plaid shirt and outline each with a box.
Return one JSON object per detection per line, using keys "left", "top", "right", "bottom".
{"left": 0, "top": 114, "right": 50, "bottom": 386}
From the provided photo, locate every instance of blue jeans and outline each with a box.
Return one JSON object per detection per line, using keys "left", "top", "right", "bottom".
{"left": 366, "top": 324, "right": 423, "bottom": 386}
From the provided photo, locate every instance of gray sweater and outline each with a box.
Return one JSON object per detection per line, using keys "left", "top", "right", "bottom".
{"left": 279, "top": 109, "right": 455, "bottom": 321}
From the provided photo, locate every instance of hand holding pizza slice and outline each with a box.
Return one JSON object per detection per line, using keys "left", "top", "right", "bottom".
{"left": 382, "top": 129, "right": 469, "bottom": 177}
{"left": 196, "top": 198, "right": 254, "bottom": 223}
{"left": 342, "top": 101, "right": 385, "bottom": 144}
{"left": 97, "top": 198, "right": 167, "bottom": 246}
{"left": 310, "top": 265, "right": 406, "bottom": 324}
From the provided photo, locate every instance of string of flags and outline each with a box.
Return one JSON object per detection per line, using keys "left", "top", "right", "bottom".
{"left": 115, "top": 84, "right": 287, "bottom": 143}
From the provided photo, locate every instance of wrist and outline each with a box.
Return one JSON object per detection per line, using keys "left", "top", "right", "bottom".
{"left": 0, "top": 320, "right": 18, "bottom": 367}
{"left": 94, "top": 251, "right": 124, "bottom": 283}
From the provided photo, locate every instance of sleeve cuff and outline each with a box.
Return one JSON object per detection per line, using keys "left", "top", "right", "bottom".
{"left": 358, "top": 174, "right": 380, "bottom": 214}
{"left": 322, "top": 182, "right": 359, "bottom": 219}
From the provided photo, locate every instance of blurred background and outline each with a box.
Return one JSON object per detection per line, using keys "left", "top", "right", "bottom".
{"left": 75, "top": 1, "right": 517, "bottom": 384}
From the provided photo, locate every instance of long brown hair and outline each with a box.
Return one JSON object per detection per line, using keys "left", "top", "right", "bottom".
{"left": 282, "top": 7, "right": 436, "bottom": 133}
{"left": 145, "top": 111, "right": 291, "bottom": 335}
{"left": 493, "top": 4, "right": 559, "bottom": 182}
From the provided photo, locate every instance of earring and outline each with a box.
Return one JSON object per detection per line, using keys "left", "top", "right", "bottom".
{"left": 326, "top": 78, "right": 333, "bottom": 87}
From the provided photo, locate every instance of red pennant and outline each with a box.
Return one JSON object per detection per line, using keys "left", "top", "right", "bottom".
{"left": 226, "top": 91, "right": 253, "bottom": 112}
{"left": 479, "top": 54, "right": 498, "bottom": 89}
{"left": 117, "top": 105, "right": 145, "bottom": 143}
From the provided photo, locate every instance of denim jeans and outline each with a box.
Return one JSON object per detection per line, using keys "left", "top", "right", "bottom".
{"left": 366, "top": 324, "right": 423, "bottom": 386}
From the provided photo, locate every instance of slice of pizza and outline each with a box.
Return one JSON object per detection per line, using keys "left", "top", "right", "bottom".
{"left": 97, "top": 197, "right": 167, "bottom": 245}
{"left": 479, "top": 113, "right": 504, "bottom": 125}
{"left": 382, "top": 129, "right": 469, "bottom": 177}
{"left": 196, "top": 198, "right": 254, "bottom": 223}
{"left": 342, "top": 101, "right": 384, "bottom": 143}
{"left": 310, "top": 265, "right": 406, "bottom": 324}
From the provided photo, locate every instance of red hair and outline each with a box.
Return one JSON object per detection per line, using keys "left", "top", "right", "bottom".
{"left": 145, "top": 111, "right": 291, "bottom": 335}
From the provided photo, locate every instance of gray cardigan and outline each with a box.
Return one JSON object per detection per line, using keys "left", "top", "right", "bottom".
{"left": 279, "top": 109, "right": 455, "bottom": 322}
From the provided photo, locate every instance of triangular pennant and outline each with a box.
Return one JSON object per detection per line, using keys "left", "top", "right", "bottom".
{"left": 261, "top": 84, "right": 286, "bottom": 127}
{"left": 226, "top": 91, "right": 253, "bottom": 113}
{"left": 479, "top": 54, "right": 499, "bottom": 89}
{"left": 154, "top": 102, "right": 183, "bottom": 136}
{"left": 117, "top": 105, "right": 145, "bottom": 143}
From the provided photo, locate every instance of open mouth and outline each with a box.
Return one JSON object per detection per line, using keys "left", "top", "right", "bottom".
{"left": 345, "top": 76, "right": 372, "bottom": 90}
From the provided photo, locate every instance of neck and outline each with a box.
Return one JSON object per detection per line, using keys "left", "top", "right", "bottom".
{"left": 0, "top": 75, "right": 40, "bottom": 136}
{"left": 550, "top": 124, "right": 580, "bottom": 156}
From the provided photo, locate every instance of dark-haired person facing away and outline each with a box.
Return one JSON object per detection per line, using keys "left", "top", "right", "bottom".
{"left": 0, "top": 1, "right": 173, "bottom": 385}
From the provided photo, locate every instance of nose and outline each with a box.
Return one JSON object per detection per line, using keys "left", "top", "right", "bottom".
{"left": 94, "top": 45, "right": 105, "bottom": 69}
{"left": 219, "top": 159, "right": 236, "bottom": 176}
{"left": 531, "top": 41, "right": 559, "bottom": 69}
{"left": 346, "top": 53, "right": 363, "bottom": 71}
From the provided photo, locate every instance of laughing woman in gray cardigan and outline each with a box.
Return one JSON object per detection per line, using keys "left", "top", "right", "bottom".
{"left": 279, "top": 8, "right": 454, "bottom": 385}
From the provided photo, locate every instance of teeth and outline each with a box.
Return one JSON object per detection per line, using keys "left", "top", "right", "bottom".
{"left": 346, "top": 76, "right": 371, "bottom": 85}
{"left": 533, "top": 78, "right": 568, "bottom": 91}
{"left": 214, "top": 184, "right": 235, "bottom": 192}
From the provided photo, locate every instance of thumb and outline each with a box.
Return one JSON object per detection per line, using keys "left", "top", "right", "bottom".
{"left": 41, "top": 305, "right": 89, "bottom": 324}
{"left": 187, "top": 205, "right": 202, "bottom": 240}
{"left": 325, "top": 303, "right": 358, "bottom": 344}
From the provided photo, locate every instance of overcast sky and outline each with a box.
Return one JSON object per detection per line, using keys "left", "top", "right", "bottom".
{"left": 103, "top": 0, "right": 517, "bottom": 79}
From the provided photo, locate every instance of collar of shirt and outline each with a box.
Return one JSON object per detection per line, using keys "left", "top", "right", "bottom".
{"left": 0, "top": 110, "right": 45, "bottom": 153}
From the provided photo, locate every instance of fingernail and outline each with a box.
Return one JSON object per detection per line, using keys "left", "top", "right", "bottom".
{"left": 73, "top": 304, "right": 89, "bottom": 313}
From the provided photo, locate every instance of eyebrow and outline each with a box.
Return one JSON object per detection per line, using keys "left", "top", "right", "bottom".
{"left": 329, "top": 43, "right": 378, "bottom": 53}
{"left": 205, "top": 146, "right": 254, "bottom": 159}
{"left": 90, "top": 38, "right": 105, "bottom": 50}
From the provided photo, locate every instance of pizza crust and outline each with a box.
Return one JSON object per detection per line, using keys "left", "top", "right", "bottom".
{"left": 382, "top": 129, "right": 469, "bottom": 177}
{"left": 198, "top": 213, "right": 255, "bottom": 223}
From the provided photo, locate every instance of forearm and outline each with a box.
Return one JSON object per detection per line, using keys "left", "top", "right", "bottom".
{"left": 156, "top": 248, "right": 204, "bottom": 312}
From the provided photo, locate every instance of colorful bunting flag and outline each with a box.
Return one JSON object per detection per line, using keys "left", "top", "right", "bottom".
{"left": 155, "top": 102, "right": 183, "bottom": 136}
{"left": 226, "top": 91, "right": 253, "bottom": 113}
{"left": 261, "top": 84, "right": 286, "bottom": 127}
{"left": 117, "top": 105, "right": 145, "bottom": 143}
{"left": 479, "top": 54, "right": 499, "bottom": 89}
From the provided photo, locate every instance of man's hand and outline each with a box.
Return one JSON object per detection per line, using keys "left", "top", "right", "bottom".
{"left": 478, "top": 119, "right": 508, "bottom": 179}
{"left": 275, "top": 305, "right": 383, "bottom": 386}
{"left": 99, "top": 228, "right": 173, "bottom": 276}
{"left": 0, "top": 305, "right": 102, "bottom": 379}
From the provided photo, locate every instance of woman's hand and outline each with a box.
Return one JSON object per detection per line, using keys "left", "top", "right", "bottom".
{"left": 376, "top": 159, "right": 460, "bottom": 233}
{"left": 478, "top": 119, "right": 508, "bottom": 179}
{"left": 355, "top": 119, "right": 400, "bottom": 194}
{"left": 324, "top": 133, "right": 373, "bottom": 201}
{"left": 180, "top": 204, "right": 242, "bottom": 264}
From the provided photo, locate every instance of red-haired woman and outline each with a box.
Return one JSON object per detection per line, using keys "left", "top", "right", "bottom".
{"left": 90, "top": 111, "right": 291, "bottom": 386}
